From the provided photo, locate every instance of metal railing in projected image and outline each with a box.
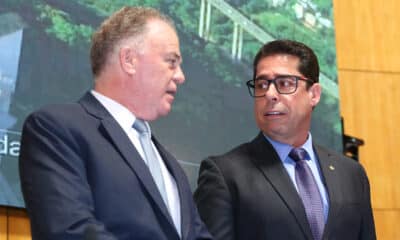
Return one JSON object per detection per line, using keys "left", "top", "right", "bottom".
{"left": 198, "top": 0, "right": 338, "bottom": 99}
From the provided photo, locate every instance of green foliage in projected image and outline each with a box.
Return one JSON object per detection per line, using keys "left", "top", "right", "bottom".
{"left": 36, "top": 4, "right": 93, "bottom": 47}
{"left": 247, "top": 11, "right": 336, "bottom": 81}
{"left": 13, "top": 0, "right": 341, "bottom": 137}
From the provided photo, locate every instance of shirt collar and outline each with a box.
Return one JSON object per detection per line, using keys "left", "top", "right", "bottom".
{"left": 91, "top": 90, "right": 146, "bottom": 133}
{"left": 263, "top": 133, "right": 314, "bottom": 162}
{"left": 301, "top": 134, "right": 314, "bottom": 160}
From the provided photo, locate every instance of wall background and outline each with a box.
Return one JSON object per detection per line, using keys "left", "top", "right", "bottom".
{"left": 334, "top": 0, "right": 400, "bottom": 239}
{"left": 0, "top": 0, "right": 399, "bottom": 239}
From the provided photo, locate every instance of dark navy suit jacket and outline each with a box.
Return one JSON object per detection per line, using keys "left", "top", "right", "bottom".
{"left": 19, "top": 92, "right": 212, "bottom": 240}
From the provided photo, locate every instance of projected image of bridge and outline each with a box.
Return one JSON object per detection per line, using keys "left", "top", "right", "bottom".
{"left": 198, "top": 0, "right": 338, "bottom": 100}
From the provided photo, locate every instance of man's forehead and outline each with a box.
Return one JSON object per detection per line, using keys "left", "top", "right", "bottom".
{"left": 256, "top": 54, "right": 301, "bottom": 76}
{"left": 145, "top": 25, "right": 179, "bottom": 48}
{"left": 258, "top": 54, "right": 299, "bottom": 68}
{"left": 145, "top": 18, "right": 177, "bottom": 37}
{"left": 263, "top": 54, "right": 299, "bottom": 63}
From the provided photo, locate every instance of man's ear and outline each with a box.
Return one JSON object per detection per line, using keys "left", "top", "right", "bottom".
{"left": 309, "top": 83, "right": 322, "bottom": 108}
{"left": 119, "top": 46, "right": 137, "bottom": 75}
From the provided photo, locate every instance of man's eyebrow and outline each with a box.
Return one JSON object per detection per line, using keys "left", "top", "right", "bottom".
{"left": 166, "top": 52, "right": 182, "bottom": 61}
{"left": 255, "top": 74, "right": 293, "bottom": 80}
{"left": 255, "top": 74, "right": 272, "bottom": 80}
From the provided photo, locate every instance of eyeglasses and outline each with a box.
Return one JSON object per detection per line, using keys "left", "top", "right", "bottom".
{"left": 246, "top": 75, "right": 314, "bottom": 97}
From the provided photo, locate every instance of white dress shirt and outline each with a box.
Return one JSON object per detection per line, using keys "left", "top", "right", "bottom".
{"left": 91, "top": 90, "right": 181, "bottom": 236}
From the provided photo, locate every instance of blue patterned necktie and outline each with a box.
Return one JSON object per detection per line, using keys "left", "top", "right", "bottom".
{"left": 133, "top": 119, "right": 169, "bottom": 209}
{"left": 289, "top": 148, "right": 324, "bottom": 240}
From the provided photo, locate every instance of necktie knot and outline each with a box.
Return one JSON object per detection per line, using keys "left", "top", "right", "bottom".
{"left": 133, "top": 119, "right": 148, "bottom": 134}
{"left": 289, "top": 147, "right": 309, "bottom": 162}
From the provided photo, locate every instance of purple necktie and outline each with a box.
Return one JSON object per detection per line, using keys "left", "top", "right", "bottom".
{"left": 289, "top": 148, "right": 324, "bottom": 240}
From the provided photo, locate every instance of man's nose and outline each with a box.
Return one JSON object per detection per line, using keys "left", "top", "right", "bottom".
{"left": 264, "top": 82, "right": 279, "bottom": 101}
{"left": 174, "top": 66, "right": 185, "bottom": 84}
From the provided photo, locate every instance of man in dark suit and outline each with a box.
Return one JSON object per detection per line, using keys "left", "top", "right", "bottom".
{"left": 19, "top": 6, "right": 212, "bottom": 240}
{"left": 194, "top": 40, "right": 376, "bottom": 240}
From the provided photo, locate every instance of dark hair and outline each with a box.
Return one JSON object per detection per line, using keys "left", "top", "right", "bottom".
{"left": 253, "top": 39, "right": 319, "bottom": 86}
{"left": 90, "top": 6, "right": 175, "bottom": 77}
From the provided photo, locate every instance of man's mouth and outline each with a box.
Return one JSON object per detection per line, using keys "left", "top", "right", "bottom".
{"left": 166, "top": 90, "right": 176, "bottom": 96}
{"left": 264, "top": 111, "right": 284, "bottom": 116}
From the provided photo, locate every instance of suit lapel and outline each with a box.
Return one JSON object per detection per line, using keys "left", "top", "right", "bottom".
{"left": 78, "top": 92, "right": 176, "bottom": 232}
{"left": 314, "top": 145, "right": 343, "bottom": 238}
{"left": 249, "top": 133, "right": 314, "bottom": 240}
{"left": 153, "top": 138, "right": 190, "bottom": 240}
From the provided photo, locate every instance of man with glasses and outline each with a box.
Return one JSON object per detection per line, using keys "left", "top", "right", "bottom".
{"left": 194, "top": 40, "right": 376, "bottom": 240}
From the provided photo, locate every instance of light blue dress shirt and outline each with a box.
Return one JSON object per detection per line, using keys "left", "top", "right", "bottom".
{"left": 264, "top": 133, "right": 330, "bottom": 222}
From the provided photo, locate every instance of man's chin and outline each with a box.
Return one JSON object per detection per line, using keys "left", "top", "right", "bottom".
{"left": 159, "top": 105, "right": 172, "bottom": 117}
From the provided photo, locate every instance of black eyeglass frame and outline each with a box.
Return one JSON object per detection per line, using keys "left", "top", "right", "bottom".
{"left": 246, "top": 75, "right": 315, "bottom": 97}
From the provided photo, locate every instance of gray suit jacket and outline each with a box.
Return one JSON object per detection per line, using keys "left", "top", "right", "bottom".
{"left": 194, "top": 132, "right": 375, "bottom": 240}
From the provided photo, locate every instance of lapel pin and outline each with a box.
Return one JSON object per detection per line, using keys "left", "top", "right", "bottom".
{"left": 329, "top": 165, "right": 335, "bottom": 171}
